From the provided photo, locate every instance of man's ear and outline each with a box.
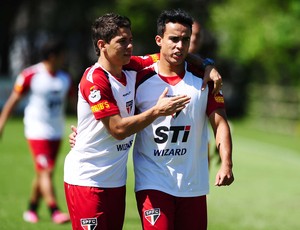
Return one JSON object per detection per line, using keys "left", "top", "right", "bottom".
{"left": 155, "top": 35, "right": 162, "bottom": 47}
{"left": 97, "top": 39, "right": 106, "bottom": 50}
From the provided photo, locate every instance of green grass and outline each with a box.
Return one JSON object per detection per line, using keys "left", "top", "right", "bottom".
{"left": 0, "top": 116, "right": 299, "bottom": 230}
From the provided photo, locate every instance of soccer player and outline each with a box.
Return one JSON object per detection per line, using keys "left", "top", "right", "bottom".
{"left": 0, "top": 38, "right": 72, "bottom": 224}
{"left": 63, "top": 13, "right": 191, "bottom": 230}
{"left": 133, "top": 9, "right": 234, "bottom": 230}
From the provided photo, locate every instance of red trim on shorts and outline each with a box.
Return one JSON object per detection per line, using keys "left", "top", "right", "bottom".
{"left": 27, "top": 139, "right": 61, "bottom": 171}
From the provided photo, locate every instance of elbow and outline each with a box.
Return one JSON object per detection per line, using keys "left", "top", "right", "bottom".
{"left": 110, "top": 128, "right": 130, "bottom": 140}
{"left": 112, "top": 134, "right": 127, "bottom": 140}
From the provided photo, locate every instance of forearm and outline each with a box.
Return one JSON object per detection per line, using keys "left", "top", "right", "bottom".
{"left": 215, "top": 121, "right": 233, "bottom": 168}
{"left": 210, "top": 109, "right": 233, "bottom": 168}
{"left": 0, "top": 93, "right": 20, "bottom": 131}
{"left": 103, "top": 106, "right": 160, "bottom": 140}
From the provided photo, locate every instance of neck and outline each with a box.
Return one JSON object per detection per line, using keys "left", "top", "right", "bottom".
{"left": 98, "top": 56, "right": 123, "bottom": 78}
{"left": 157, "top": 58, "right": 185, "bottom": 77}
{"left": 43, "top": 61, "right": 56, "bottom": 75}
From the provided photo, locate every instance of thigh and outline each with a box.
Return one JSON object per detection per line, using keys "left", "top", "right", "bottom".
{"left": 175, "top": 195, "right": 207, "bottom": 230}
{"left": 136, "top": 190, "right": 175, "bottom": 230}
{"left": 27, "top": 139, "right": 61, "bottom": 171}
{"left": 64, "top": 183, "right": 126, "bottom": 230}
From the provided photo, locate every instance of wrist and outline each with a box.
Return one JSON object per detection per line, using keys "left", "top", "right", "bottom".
{"left": 202, "top": 58, "right": 215, "bottom": 70}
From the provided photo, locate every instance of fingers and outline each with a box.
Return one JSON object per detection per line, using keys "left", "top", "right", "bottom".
{"left": 159, "top": 87, "right": 169, "bottom": 99}
{"left": 172, "top": 95, "right": 191, "bottom": 110}
{"left": 212, "top": 77, "right": 223, "bottom": 96}
{"left": 201, "top": 76, "right": 208, "bottom": 91}
{"left": 202, "top": 66, "right": 223, "bottom": 96}
{"left": 71, "top": 125, "right": 77, "bottom": 133}
{"left": 69, "top": 125, "right": 77, "bottom": 148}
{"left": 215, "top": 166, "right": 234, "bottom": 186}
{"left": 215, "top": 173, "right": 234, "bottom": 186}
{"left": 156, "top": 91, "right": 191, "bottom": 116}
{"left": 69, "top": 133, "right": 76, "bottom": 148}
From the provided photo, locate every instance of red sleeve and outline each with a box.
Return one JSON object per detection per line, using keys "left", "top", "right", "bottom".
{"left": 206, "top": 82, "right": 226, "bottom": 116}
{"left": 123, "top": 53, "right": 160, "bottom": 71}
{"left": 14, "top": 68, "right": 35, "bottom": 95}
{"left": 80, "top": 67, "right": 119, "bottom": 120}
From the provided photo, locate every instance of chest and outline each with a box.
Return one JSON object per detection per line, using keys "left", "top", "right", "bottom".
{"left": 136, "top": 74, "right": 207, "bottom": 112}
{"left": 109, "top": 71, "right": 136, "bottom": 117}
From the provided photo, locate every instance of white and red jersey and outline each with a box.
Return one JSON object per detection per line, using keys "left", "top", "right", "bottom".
{"left": 64, "top": 55, "right": 156, "bottom": 188}
{"left": 14, "top": 62, "right": 71, "bottom": 140}
{"left": 133, "top": 61, "right": 225, "bottom": 197}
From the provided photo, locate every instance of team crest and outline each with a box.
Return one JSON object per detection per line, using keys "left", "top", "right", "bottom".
{"left": 144, "top": 208, "right": 160, "bottom": 226}
{"left": 81, "top": 218, "right": 97, "bottom": 230}
{"left": 126, "top": 100, "right": 133, "bottom": 114}
{"left": 89, "top": 86, "right": 101, "bottom": 103}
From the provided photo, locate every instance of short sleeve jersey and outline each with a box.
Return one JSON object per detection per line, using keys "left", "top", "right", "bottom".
{"left": 14, "top": 62, "right": 71, "bottom": 139}
{"left": 64, "top": 55, "right": 155, "bottom": 188}
{"left": 133, "top": 61, "right": 225, "bottom": 197}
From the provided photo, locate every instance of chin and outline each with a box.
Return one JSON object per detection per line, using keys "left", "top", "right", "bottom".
{"left": 173, "top": 57, "right": 184, "bottom": 64}
{"left": 123, "top": 57, "right": 131, "bottom": 65}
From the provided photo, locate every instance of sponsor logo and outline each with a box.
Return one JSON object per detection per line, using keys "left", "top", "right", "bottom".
{"left": 126, "top": 100, "right": 133, "bottom": 114}
{"left": 144, "top": 208, "right": 160, "bottom": 226}
{"left": 154, "top": 125, "right": 191, "bottom": 143}
{"left": 81, "top": 218, "right": 97, "bottom": 230}
{"left": 91, "top": 101, "right": 110, "bottom": 112}
{"left": 154, "top": 148, "right": 186, "bottom": 156}
{"left": 123, "top": 91, "right": 131, "bottom": 97}
{"left": 116, "top": 140, "right": 133, "bottom": 151}
{"left": 214, "top": 95, "right": 224, "bottom": 103}
{"left": 149, "top": 54, "right": 159, "bottom": 63}
{"left": 89, "top": 86, "right": 101, "bottom": 103}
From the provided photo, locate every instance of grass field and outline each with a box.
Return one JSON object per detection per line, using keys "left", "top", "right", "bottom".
{"left": 0, "top": 116, "right": 299, "bottom": 230}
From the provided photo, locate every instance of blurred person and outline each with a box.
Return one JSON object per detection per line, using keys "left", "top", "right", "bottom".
{"left": 0, "top": 38, "right": 73, "bottom": 224}
{"left": 189, "top": 19, "right": 213, "bottom": 167}
{"left": 63, "top": 13, "right": 191, "bottom": 230}
{"left": 189, "top": 19, "right": 203, "bottom": 54}
{"left": 133, "top": 9, "right": 234, "bottom": 230}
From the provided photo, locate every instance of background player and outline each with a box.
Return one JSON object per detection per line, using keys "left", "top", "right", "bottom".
{"left": 0, "top": 38, "right": 72, "bottom": 224}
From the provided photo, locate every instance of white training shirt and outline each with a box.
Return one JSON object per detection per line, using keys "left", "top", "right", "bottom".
{"left": 14, "top": 62, "right": 71, "bottom": 140}
{"left": 64, "top": 55, "right": 156, "bottom": 188}
{"left": 133, "top": 61, "right": 225, "bottom": 197}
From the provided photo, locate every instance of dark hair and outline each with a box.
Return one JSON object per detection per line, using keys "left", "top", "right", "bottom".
{"left": 91, "top": 13, "right": 131, "bottom": 56}
{"left": 157, "top": 9, "right": 193, "bottom": 37}
{"left": 40, "top": 39, "right": 66, "bottom": 60}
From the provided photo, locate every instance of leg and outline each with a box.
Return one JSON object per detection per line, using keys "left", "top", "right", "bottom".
{"left": 174, "top": 195, "right": 207, "bottom": 230}
{"left": 28, "top": 174, "right": 42, "bottom": 206}
{"left": 27, "top": 139, "right": 69, "bottom": 224}
{"left": 38, "top": 168, "right": 56, "bottom": 205}
{"left": 28, "top": 139, "right": 59, "bottom": 206}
